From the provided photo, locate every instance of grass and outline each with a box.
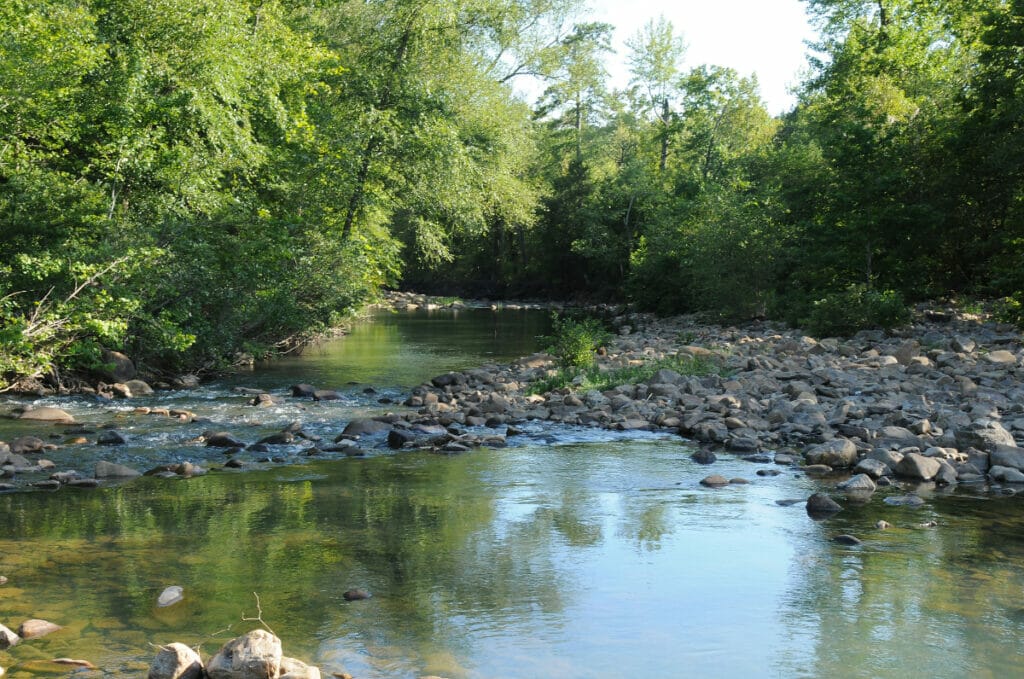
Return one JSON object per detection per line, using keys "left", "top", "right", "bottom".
{"left": 526, "top": 353, "right": 725, "bottom": 396}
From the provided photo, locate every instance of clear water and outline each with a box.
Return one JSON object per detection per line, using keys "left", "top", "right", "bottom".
{"left": 2, "top": 309, "right": 1024, "bottom": 678}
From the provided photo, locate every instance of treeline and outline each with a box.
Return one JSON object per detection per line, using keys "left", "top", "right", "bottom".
{"left": 1, "top": 0, "right": 1022, "bottom": 388}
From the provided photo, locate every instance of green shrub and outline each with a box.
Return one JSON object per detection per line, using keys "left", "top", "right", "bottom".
{"left": 803, "top": 284, "right": 908, "bottom": 337}
{"left": 994, "top": 294, "right": 1024, "bottom": 328}
{"left": 543, "top": 314, "right": 611, "bottom": 369}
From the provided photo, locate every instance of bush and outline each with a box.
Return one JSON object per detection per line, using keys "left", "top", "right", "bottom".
{"left": 803, "top": 284, "right": 909, "bottom": 337}
{"left": 543, "top": 314, "right": 611, "bottom": 369}
{"left": 994, "top": 294, "right": 1024, "bottom": 328}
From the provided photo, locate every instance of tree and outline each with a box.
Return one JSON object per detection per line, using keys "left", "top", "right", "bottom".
{"left": 626, "top": 16, "right": 686, "bottom": 172}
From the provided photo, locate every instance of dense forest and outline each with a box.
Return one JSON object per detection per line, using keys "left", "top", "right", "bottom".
{"left": 1, "top": 0, "right": 1022, "bottom": 388}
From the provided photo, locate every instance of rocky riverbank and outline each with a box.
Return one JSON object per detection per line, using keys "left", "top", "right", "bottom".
{"left": 387, "top": 299, "right": 1024, "bottom": 500}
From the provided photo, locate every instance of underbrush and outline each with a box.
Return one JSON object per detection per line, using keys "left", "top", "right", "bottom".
{"left": 527, "top": 352, "right": 723, "bottom": 395}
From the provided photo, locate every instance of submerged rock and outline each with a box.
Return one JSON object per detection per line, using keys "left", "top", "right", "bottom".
{"left": 18, "top": 619, "right": 62, "bottom": 640}
{"left": 158, "top": 586, "right": 184, "bottom": 608}
{"left": 806, "top": 493, "right": 843, "bottom": 517}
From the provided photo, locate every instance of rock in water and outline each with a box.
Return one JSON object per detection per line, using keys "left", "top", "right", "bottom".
{"left": 0, "top": 623, "right": 19, "bottom": 649}
{"left": 149, "top": 642, "right": 203, "bottom": 679}
{"left": 343, "top": 589, "right": 371, "bottom": 601}
{"left": 832, "top": 534, "right": 862, "bottom": 546}
{"left": 806, "top": 493, "right": 843, "bottom": 518}
{"left": 18, "top": 407, "right": 76, "bottom": 424}
{"left": 699, "top": 474, "right": 730, "bottom": 487}
{"left": 18, "top": 619, "right": 62, "bottom": 640}
{"left": 279, "top": 657, "right": 322, "bottom": 679}
{"left": 206, "top": 630, "right": 282, "bottom": 679}
{"left": 158, "top": 586, "right": 184, "bottom": 608}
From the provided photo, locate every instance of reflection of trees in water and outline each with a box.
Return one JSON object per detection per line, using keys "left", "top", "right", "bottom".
{"left": 773, "top": 495, "right": 1024, "bottom": 679}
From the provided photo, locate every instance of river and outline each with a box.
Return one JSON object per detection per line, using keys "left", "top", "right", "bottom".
{"left": 1, "top": 308, "right": 1024, "bottom": 678}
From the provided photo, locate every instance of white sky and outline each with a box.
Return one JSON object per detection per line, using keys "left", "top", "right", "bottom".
{"left": 587, "top": 0, "right": 819, "bottom": 115}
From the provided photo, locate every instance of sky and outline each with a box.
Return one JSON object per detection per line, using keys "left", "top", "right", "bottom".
{"left": 587, "top": 0, "right": 819, "bottom": 115}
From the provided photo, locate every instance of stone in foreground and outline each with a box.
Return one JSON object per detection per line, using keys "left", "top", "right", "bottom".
{"left": 149, "top": 643, "right": 203, "bottom": 679}
{"left": 206, "top": 629, "right": 282, "bottom": 679}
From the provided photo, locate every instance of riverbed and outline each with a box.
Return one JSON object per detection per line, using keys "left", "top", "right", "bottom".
{"left": 2, "top": 308, "right": 1024, "bottom": 678}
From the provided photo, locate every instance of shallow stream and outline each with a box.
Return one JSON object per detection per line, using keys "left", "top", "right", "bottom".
{"left": 2, "top": 308, "right": 1024, "bottom": 678}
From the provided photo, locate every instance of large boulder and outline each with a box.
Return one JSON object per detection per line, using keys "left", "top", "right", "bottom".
{"left": 804, "top": 438, "right": 858, "bottom": 468}
{"left": 206, "top": 630, "right": 282, "bottom": 679}
{"left": 0, "top": 623, "right": 19, "bottom": 649}
{"left": 955, "top": 421, "right": 1017, "bottom": 452}
{"left": 894, "top": 453, "right": 943, "bottom": 481}
{"left": 341, "top": 419, "right": 391, "bottom": 437}
{"left": 100, "top": 349, "right": 137, "bottom": 382}
{"left": 990, "top": 445, "right": 1024, "bottom": 472}
{"left": 149, "top": 643, "right": 203, "bottom": 679}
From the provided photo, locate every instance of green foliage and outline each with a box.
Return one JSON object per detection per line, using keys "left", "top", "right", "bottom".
{"left": 803, "top": 285, "right": 909, "bottom": 337}
{"left": 543, "top": 313, "right": 611, "bottom": 369}
{"left": 528, "top": 352, "right": 722, "bottom": 395}
{"left": 993, "top": 294, "right": 1024, "bottom": 328}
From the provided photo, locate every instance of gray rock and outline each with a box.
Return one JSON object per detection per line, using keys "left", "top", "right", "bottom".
{"left": 157, "top": 586, "right": 184, "bottom": 607}
{"left": 148, "top": 642, "right": 203, "bottom": 679}
{"left": 883, "top": 495, "right": 926, "bottom": 507}
{"left": 206, "top": 630, "right": 282, "bottom": 679}
{"left": 985, "top": 349, "right": 1018, "bottom": 365}
{"left": 837, "top": 474, "right": 876, "bottom": 493}
{"left": 991, "top": 445, "right": 1024, "bottom": 472}
{"left": 806, "top": 493, "right": 843, "bottom": 516}
{"left": 387, "top": 429, "right": 417, "bottom": 449}
{"left": 955, "top": 421, "right": 1017, "bottom": 452}
{"left": 290, "top": 384, "right": 317, "bottom": 398}
{"left": 854, "top": 458, "right": 891, "bottom": 479}
{"left": 341, "top": 419, "right": 391, "bottom": 436}
{"left": 205, "top": 432, "right": 247, "bottom": 448}
{"left": 125, "top": 379, "right": 155, "bottom": 396}
{"left": 804, "top": 438, "right": 858, "bottom": 468}
{"left": 934, "top": 459, "right": 959, "bottom": 486}
{"left": 989, "top": 465, "right": 1024, "bottom": 483}
{"left": 97, "top": 430, "right": 127, "bottom": 445}
{"left": 895, "top": 453, "right": 943, "bottom": 481}
{"left": 10, "top": 436, "right": 46, "bottom": 455}
{"left": 94, "top": 461, "right": 142, "bottom": 478}
{"left": 312, "top": 390, "right": 342, "bottom": 401}
{"left": 691, "top": 449, "right": 717, "bottom": 464}
{"left": 867, "top": 448, "right": 904, "bottom": 468}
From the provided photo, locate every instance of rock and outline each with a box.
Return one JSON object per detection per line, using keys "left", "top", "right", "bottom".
{"left": 387, "top": 430, "right": 417, "bottom": 449}
{"left": 804, "top": 438, "right": 858, "bottom": 468}
{"left": 854, "top": 458, "right": 891, "bottom": 479}
{"left": 18, "top": 407, "right": 75, "bottom": 424}
{"left": 18, "top": 619, "right": 62, "bottom": 640}
{"left": 894, "top": 453, "right": 942, "bottom": 481}
{"left": 255, "top": 432, "right": 295, "bottom": 446}
{"left": 149, "top": 642, "right": 203, "bottom": 679}
{"left": 10, "top": 436, "right": 46, "bottom": 455}
{"left": 955, "top": 421, "right": 1017, "bottom": 452}
{"left": 97, "top": 430, "right": 127, "bottom": 445}
{"left": 343, "top": 589, "right": 372, "bottom": 601}
{"left": 95, "top": 461, "right": 142, "bottom": 478}
{"left": 431, "top": 372, "right": 466, "bottom": 388}
{"left": 0, "top": 624, "right": 19, "bottom": 649}
{"left": 837, "top": 474, "right": 876, "bottom": 494}
{"left": 99, "top": 349, "right": 136, "bottom": 381}
{"left": 205, "top": 432, "right": 247, "bottom": 448}
{"left": 832, "top": 534, "right": 862, "bottom": 546}
{"left": 206, "top": 630, "right": 282, "bottom": 679}
{"left": 700, "top": 474, "right": 730, "bottom": 487}
{"left": 989, "top": 465, "right": 1024, "bottom": 483}
{"left": 806, "top": 493, "right": 842, "bottom": 517}
{"left": 690, "top": 449, "right": 717, "bottom": 465}
{"left": 312, "top": 390, "right": 342, "bottom": 401}
{"left": 883, "top": 495, "right": 926, "bottom": 507}
{"left": 985, "top": 349, "right": 1018, "bottom": 365}
{"left": 158, "top": 586, "right": 184, "bottom": 607}
{"left": 125, "top": 379, "right": 155, "bottom": 396}
{"left": 991, "top": 445, "right": 1024, "bottom": 472}
{"left": 290, "top": 384, "right": 317, "bottom": 398}
{"left": 251, "top": 394, "right": 277, "bottom": 408}
{"left": 876, "top": 520, "right": 892, "bottom": 530}
{"left": 341, "top": 419, "right": 391, "bottom": 436}
{"left": 279, "top": 657, "right": 322, "bottom": 679}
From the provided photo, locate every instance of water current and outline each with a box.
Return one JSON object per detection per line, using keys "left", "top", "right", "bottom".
{"left": 1, "top": 307, "right": 1024, "bottom": 678}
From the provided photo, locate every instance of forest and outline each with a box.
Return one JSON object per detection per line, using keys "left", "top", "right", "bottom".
{"left": 1, "top": 0, "right": 1022, "bottom": 388}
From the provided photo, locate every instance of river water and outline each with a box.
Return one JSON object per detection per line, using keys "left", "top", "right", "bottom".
{"left": 2, "top": 308, "right": 1024, "bottom": 678}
